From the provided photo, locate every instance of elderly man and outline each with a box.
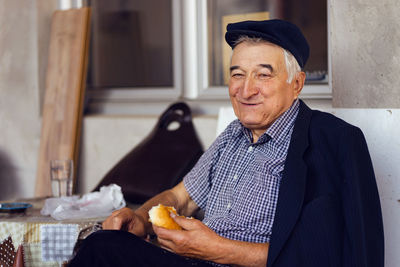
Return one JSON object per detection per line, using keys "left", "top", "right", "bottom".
{"left": 69, "top": 20, "right": 384, "bottom": 267}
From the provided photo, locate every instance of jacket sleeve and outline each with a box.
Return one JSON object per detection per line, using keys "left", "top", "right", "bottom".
{"left": 339, "top": 126, "right": 384, "bottom": 267}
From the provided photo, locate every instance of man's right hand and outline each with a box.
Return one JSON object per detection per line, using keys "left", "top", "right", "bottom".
{"left": 101, "top": 182, "right": 197, "bottom": 239}
{"left": 102, "top": 207, "right": 148, "bottom": 238}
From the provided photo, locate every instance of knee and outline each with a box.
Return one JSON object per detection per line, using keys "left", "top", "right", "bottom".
{"left": 79, "top": 230, "right": 137, "bottom": 250}
{"left": 76, "top": 230, "right": 108, "bottom": 252}
{"left": 70, "top": 230, "right": 136, "bottom": 266}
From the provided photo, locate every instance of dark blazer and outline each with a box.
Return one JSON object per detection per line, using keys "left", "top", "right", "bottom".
{"left": 266, "top": 100, "right": 384, "bottom": 267}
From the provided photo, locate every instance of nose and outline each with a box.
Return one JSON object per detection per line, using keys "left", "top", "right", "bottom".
{"left": 240, "top": 76, "right": 259, "bottom": 99}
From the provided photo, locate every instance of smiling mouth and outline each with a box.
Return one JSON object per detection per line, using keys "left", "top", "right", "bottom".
{"left": 240, "top": 102, "right": 260, "bottom": 106}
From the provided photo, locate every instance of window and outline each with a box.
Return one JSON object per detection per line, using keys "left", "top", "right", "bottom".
{"left": 84, "top": 0, "right": 330, "bottom": 114}
{"left": 86, "top": 0, "right": 182, "bottom": 108}
{"left": 88, "top": 0, "right": 174, "bottom": 88}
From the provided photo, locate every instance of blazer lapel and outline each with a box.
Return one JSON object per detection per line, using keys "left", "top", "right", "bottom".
{"left": 267, "top": 100, "right": 312, "bottom": 267}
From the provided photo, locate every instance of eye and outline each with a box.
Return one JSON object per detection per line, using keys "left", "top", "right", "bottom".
{"left": 257, "top": 72, "right": 271, "bottom": 79}
{"left": 231, "top": 72, "right": 244, "bottom": 78}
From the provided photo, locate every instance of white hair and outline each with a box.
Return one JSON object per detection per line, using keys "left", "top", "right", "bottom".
{"left": 232, "top": 36, "right": 301, "bottom": 83}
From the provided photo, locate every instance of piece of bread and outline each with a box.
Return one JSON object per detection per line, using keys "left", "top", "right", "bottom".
{"left": 148, "top": 204, "right": 182, "bottom": 230}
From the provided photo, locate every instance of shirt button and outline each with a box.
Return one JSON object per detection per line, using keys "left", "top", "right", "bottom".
{"left": 227, "top": 203, "right": 231, "bottom": 209}
{"left": 248, "top": 146, "right": 253, "bottom": 152}
{"left": 233, "top": 174, "right": 238, "bottom": 180}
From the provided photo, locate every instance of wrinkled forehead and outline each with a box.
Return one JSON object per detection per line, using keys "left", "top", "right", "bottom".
{"left": 231, "top": 41, "right": 286, "bottom": 68}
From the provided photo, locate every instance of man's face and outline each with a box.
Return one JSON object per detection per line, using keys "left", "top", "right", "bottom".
{"left": 228, "top": 41, "right": 304, "bottom": 139}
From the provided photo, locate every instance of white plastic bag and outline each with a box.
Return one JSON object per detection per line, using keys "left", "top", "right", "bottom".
{"left": 41, "top": 184, "right": 126, "bottom": 220}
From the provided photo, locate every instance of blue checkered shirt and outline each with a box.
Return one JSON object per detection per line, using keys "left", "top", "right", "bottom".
{"left": 184, "top": 99, "right": 299, "bottom": 243}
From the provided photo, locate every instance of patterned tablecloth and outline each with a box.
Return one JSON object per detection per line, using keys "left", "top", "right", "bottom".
{"left": 0, "top": 198, "right": 105, "bottom": 267}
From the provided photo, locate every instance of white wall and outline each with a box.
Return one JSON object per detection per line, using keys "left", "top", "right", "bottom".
{"left": 332, "top": 109, "right": 400, "bottom": 267}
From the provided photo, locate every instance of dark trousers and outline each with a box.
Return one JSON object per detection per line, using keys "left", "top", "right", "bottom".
{"left": 68, "top": 230, "right": 215, "bottom": 267}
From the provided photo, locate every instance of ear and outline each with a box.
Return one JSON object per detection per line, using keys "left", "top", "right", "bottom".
{"left": 292, "top": 71, "right": 306, "bottom": 99}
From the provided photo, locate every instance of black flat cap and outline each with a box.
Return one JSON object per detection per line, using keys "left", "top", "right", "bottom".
{"left": 225, "top": 19, "right": 309, "bottom": 68}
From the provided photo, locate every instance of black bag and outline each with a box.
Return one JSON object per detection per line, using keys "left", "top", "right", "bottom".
{"left": 94, "top": 102, "right": 204, "bottom": 203}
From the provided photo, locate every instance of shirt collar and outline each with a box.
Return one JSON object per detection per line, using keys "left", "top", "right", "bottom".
{"left": 232, "top": 99, "right": 300, "bottom": 144}
{"left": 265, "top": 98, "right": 299, "bottom": 144}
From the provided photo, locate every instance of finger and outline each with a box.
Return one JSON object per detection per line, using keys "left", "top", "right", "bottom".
{"left": 157, "top": 236, "right": 176, "bottom": 252}
{"left": 151, "top": 224, "right": 161, "bottom": 235}
{"left": 103, "top": 219, "right": 121, "bottom": 230}
{"left": 152, "top": 224, "right": 178, "bottom": 239}
{"left": 102, "top": 213, "right": 124, "bottom": 230}
{"left": 170, "top": 214, "right": 199, "bottom": 230}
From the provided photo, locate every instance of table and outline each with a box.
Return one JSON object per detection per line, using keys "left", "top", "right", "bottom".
{"left": 0, "top": 198, "right": 106, "bottom": 267}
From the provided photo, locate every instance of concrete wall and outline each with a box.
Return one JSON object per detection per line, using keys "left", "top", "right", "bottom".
{"left": 330, "top": 0, "right": 400, "bottom": 108}
{"left": 0, "top": 0, "right": 41, "bottom": 200}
